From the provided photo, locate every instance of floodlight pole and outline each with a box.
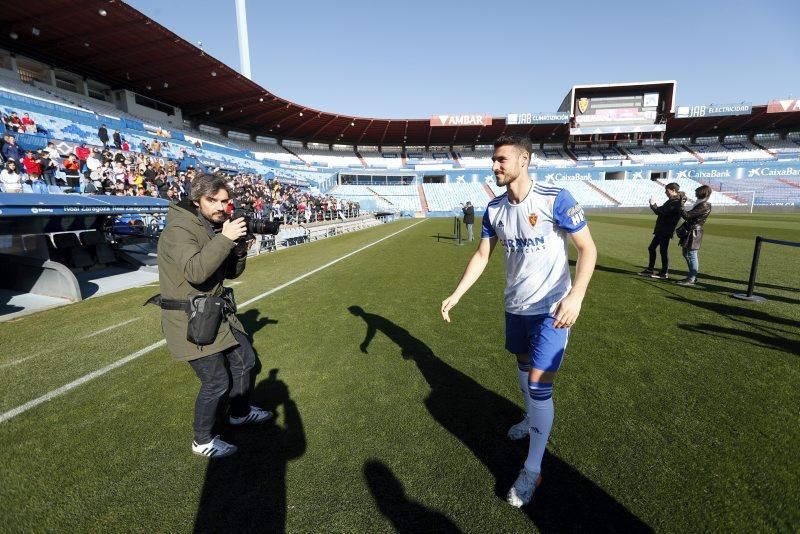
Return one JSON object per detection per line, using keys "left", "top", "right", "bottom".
{"left": 235, "top": 0, "right": 252, "bottom": 79}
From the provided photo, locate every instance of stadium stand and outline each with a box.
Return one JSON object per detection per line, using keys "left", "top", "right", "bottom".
{"left": 706, "top": 177, "right": 800, "bottom": 206}
{"left": 758, "top": 134, "right": 800, "bottom": 158}
{"left": 618, "top": 143, "right": 697, "bottom": 164}
{"left": 357, "top": 149, "right": 406, "bottom": 169}
{"left": 422, "top": 183, "right": 491, "bottom": 212}
{"left": 568, "top": 146, "right": 627, "bottom": 163}
{"left": 593, "top": 179, "right": 741, "bottom": 207}
{"left": 685, "top": 137, "right": 774, "bottom": 162}
{"left": 332, "top": 184, "right": 421, "bottom": 212}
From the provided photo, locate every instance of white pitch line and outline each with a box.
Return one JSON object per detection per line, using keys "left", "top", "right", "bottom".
{"left": 0, "top": 220, "right": 425, "bottom": 424}
{"left": 239, "top": 220, "right": 426, "bottom": 309}
{"left": 0, "top": 356, "right": 35, "bottom": 370}
{"left": 82, "top": 318, "right": 141, "bottom": 339}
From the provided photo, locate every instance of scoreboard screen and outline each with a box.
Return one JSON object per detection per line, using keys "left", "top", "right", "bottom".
{"left": 574, "top": 92, "right": 660, "bottom": 127}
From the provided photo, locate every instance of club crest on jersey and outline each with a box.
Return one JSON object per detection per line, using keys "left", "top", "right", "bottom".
{"left": 528, "top": 213, "right": 538, "bottom": 227}
{"left": 578, "top": 98, "right": 589, "bottom": 114}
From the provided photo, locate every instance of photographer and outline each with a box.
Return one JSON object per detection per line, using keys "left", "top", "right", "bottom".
{"left": 461, "top": 201, "right": 475, "bottom": 242}
{"left": 155, "top": 173, "right": 272, "bottom": 458}
{"left": 639, "top": 182, "right": 686, "bottom": 279}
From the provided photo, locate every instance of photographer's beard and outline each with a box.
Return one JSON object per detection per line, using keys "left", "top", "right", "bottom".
{"left": 194, "top": 195, "right": 230, "bottom": 228}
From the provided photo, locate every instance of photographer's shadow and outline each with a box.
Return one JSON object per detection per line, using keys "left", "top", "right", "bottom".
{"left": 237, "top": 309, "right": 279, "bottom": 389}
{"left": 193, "top": 369, "right": 306, "bottom": 534}
{"left": 348, "top": 305, "right": 651, "bottom": 533}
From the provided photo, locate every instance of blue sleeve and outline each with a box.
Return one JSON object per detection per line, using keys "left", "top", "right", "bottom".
{"left": 553, "top": 189, "right": 587, "bottom": 233}
{"left": 481, "top": 210, "right": 496, "bottom": 239}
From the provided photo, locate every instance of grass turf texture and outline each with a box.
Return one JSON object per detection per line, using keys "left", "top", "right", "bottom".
{"left": 0, "top": 213, "right": 798, "bottom": 532}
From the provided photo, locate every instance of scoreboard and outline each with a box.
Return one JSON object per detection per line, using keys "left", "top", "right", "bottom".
{"left": 561, "top": 81, "right": 676, "bottom": 136}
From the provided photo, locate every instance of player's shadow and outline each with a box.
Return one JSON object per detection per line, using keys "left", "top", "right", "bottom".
{"left": 363, "top": 460, "right": 462, "bottom": 533}
{"left": 348, "top": 305, "right": 652, "bottom": 533}
{"left": 193, "top": 369, "right": 305, "bottom": 534}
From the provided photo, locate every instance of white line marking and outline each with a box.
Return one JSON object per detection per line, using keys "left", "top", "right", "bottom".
{"left": 82, "top": 318, "right": 141, "bottom": 339}
{"left": 0, "top": 220, "right": 425, "bottom": 424}
{"left": 0, "top": 356, "right": 35, "bottom": 370}
{"left": 0, "top": 341, "right": 166, "bottom": 424}
{"left": 239, "top": 220, "right": 426, "bottom": 309}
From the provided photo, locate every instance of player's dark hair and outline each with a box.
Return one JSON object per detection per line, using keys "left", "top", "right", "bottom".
{"left": 493, "top": 135, "right": 532, "bottom": 159}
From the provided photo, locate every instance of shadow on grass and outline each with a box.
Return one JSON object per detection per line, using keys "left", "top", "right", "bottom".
{"left": 193, "top": 369, "right": 305, "bottom": 534}
{"left": 585, "top": 260, "right": 800, "bottom": 305}
{"left": 237, "top": 309, "right": 279, "bottom": 390}
{"left": 364, "top": 460, "right": 462, "bottom": 533}
{"left": 667, "top": 296, "right": 800, "bottom": 355}
{"left": 349, "top": 305, "right": 652, "bottom": 532}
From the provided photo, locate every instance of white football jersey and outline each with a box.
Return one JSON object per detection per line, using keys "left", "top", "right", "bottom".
{"left": 482, "top": 183, "right": 586, "bottom": 315}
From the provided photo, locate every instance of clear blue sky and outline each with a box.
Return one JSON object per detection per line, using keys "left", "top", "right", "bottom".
{"left": 127, "top": 0, "right": 799, "bottom": 119}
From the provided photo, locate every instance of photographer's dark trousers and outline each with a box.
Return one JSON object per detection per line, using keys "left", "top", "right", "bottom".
{"left": 647, "top": 235, "right": 671, "bottom": 275}
{"left": 187, "top": 330, "right": 255, "bottom": 444}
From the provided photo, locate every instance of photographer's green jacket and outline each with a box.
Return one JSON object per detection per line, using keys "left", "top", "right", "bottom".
{"left": 157, "top": 199, "right": 247, "bottom": 361}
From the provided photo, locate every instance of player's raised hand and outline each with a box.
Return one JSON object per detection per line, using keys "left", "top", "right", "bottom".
{"left": 441, "top": 294, "right": 460, "bottom": 323}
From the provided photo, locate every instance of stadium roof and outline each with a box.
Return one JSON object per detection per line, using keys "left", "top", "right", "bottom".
{"left": 1, "top": 1, "right": 799, "bottom": 147}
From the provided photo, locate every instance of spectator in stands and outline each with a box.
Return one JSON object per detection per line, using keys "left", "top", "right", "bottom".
{"left": 639, "top": 183, "right": 686, "bottom": 279}
{"left": 5, "top": 111, "right": 21, "bottom": 133}
{"left": 86, "top": 148, "right": 102, "bottom": 176}
{"left": 112, "top": 130, "right": 122, "bottom": 149}
{"left": 2, "top": 135, "right": 24, "bottom": 162}
{"left": 150, "top": 138, "right": 162, "bottom": 157}
{"left": 676, "top": 186, "right": 713, "bottom": 286}
{"left": 63, "top": 153, "right": 81, "bottom": 187}
{"left": 98, "top": 124, "right": 109, "bottom": 147}
{"left": 21, "top": 113, "right": 36, "bottom": 134}
{"left": 39, "top": 149, "right": 58, "bottom": 186}
{"left": 138, "top": 139, "right": 148, "bottom": 154}
{"left": 21, "top": 150, "right": 43, "bottom": 181}
{"left": 74, "top": 142, "right": 91, "bottom": 173}
{"left": 121, "top": 138, "right": 130, "bottom": 151}
{"left": 45, "top": 141, "right": 60, "bottom": 162}
{"left": 1, "top": 160, "right": 22, "bottom": 193}
{"left": 461, "top": 201, "right": 475, "bottom": 241}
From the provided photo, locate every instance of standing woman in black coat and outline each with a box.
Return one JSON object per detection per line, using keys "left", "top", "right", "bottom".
{"left": 640, "top": 182, "right": 687, "bottom": 279}
{"left": 676, "top": 185, "right": 713, "bottom": 286}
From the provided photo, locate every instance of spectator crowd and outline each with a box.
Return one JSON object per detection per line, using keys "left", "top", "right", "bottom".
{"left": 1, "top": 108, "right": 358, "bottom": 224}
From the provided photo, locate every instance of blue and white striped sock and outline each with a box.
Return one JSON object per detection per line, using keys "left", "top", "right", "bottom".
{"left": 524, "top": 382, "right": 554, "bottom": 474}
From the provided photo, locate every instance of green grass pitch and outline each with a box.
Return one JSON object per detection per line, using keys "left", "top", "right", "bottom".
{"left": 0, "top": 212, "right": 798, "bottom": 532}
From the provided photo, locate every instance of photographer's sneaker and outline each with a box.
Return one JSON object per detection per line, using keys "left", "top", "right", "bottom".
{"left": 507, "top": 417, "right": 530, "bottom": 440}
{"left": 507, "top": 468, "right": 543, "bottom": 508}
{"left": 229, "top": 405, "right": 273, "bottom": 426}
{"left": 650, "top": 273, "right": 669, "bottom": 280}
{"left": 637, "top": 270, "right": 654, "bottom": 277}
{"left": 676, "top": 278, "right": 696, "bottom": 286}
{"left": 192, "top": 436, "right": 237, "bottom": 458}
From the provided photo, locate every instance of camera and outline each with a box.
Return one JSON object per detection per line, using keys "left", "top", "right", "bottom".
{"left": 231, "top": 209, "right": 281, "bottom": 237}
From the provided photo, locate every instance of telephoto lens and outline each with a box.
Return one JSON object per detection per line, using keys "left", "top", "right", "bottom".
{"left": 231, "top": 209, "right": 282, "bottom": 236}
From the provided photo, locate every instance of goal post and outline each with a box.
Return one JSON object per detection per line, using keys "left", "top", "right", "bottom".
{"left": 732, "top": 236, "right": 800, "bottom": 302}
